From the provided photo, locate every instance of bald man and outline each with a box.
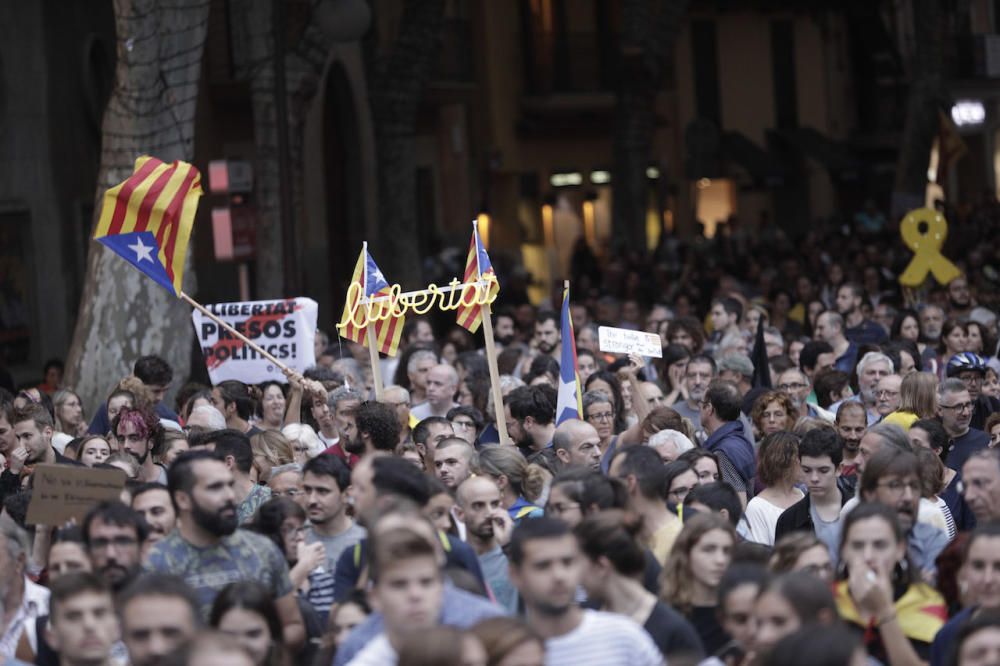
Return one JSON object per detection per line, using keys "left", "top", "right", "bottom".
{"left": 552, "top": 419, "right": 602, "bottom": 471}
{"left": 411, "top": 364, "right": 459, "bottom": 421}
{"left": 433, "top": 437, "right": 478, "bottom": 490}
{"left": 454, "top": 476, "right": 517, "bottom": 611}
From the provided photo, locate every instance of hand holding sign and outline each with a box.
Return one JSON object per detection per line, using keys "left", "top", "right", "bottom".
{"left": 598, "top": 326, "right": 663, "bottom": 358}
{"left": 898, "top": 208, "right": 961, "bottom": 287}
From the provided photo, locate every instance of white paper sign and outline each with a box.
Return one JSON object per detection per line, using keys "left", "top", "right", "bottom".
{"left": 598, "top": 326, "right": 663, "bottom": 358}
{"left": 192, "top": 297, "right": 318, "bottom": 384}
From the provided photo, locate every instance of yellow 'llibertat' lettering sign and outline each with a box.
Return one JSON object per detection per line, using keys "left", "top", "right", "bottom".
{"left": 336, "top": 275, "right": 500, "bottom": 332}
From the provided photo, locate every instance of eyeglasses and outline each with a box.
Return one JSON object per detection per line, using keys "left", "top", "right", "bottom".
{"left": 272, "top": 488, "right": 302, "bottom": 498}
{"left": 941, "top": 402, "right": 974, "bottom": 413}
{"left": 451, "top": 420, "right": 476, "bottom": 430}
{"left": 876, "top": 479, "right": 922, "bottom": 496}
{"left": 777, "top": 383, "right": 807, "bottom": 391}
{"left": 586, "top": 411, "right": 614, "bottom": 422}
{"left": 875, "top": 389, "right": 900, "bottom": 398}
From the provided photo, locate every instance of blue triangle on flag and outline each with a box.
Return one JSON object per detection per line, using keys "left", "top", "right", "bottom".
{"left": 98, "top": 231, "right": 175, "bottom": 294}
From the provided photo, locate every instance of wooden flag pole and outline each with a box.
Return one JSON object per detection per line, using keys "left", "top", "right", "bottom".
{"left": 360, "top": 241, "right": 385, "bottom": 400}
{"left": 366, "top": 326, "right": 385, "bottom": 400}
{"left": 480, "top": 307, "right": 509, "bottom": 445}
{"left": 180, "top": 291, "right": 291, "bottom": 373}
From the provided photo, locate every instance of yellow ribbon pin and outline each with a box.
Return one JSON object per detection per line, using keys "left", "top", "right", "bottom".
{"left": 898, "top": 208, "right": 961, "bottom": 287}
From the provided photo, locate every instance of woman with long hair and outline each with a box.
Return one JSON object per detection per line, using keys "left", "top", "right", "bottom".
{"left": 659, "top": 344, "right": 692, "bottom": 406}
{"left": 213, "top": 380, "right": 261, "bottom": 433}
{"left": 769, "top": 532, "right": 834, "bottom": 584}
{"left": 576, "top": 510, "right": 704, "bottom": 661}
{"left": 937, "top": 319, "right": 969, "bottom": 379}
{"left": 477, "top": 446, "right": 546, "bottom": 525}
{"left": 752, "top": 571, "right": 840, "bottom": 656}
{"left": 585, "top": 370, "right": 629, "bottom": 435}
{"left": 210, "top": 582, "right": 286, "bottom": 666}
{"left": 52, "top": 389, "right": 86, "bottom": 438}
{"left": 834, "top": 502, "right": 946, "bottom": 664}
{"left": 660, "top": 512, "right": 737, "bottom": 654}
{"left": 739, "top": 432, "right": 803, "bottom": 546}
{"left": 249, "top": 430, "right": 295, "bottom": 484}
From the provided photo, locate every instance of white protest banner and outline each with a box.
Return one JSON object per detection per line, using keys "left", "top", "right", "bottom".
{"left": 192, "top": 297, "right": 318, "bottom": 384}
{"left": 598, "top": 325, "right": 663, "bottom": 358}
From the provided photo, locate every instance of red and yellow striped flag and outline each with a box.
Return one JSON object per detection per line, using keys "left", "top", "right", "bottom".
{"left": 338, "top": 247, "right": 404, "bottom": 356}
{"left": 456, "top": 225, "right": 499, "bottom": 333}
{"left": 94, "top": 156, "right": 202, "bottom": 296}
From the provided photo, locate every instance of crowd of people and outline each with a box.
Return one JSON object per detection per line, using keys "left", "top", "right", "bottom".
{"left": 3, "top": 220, "right": 1000, "bottom": 665}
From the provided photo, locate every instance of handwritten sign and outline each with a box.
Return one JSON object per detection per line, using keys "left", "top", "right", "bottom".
{"left": 598, "top": 326, "right": 663, "bottom": 358}
{"left": 26, "top": 464, "right": 127, "bottom": 526}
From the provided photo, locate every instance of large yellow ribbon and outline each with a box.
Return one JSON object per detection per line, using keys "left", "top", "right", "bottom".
{"left": 898, "top": 208, "right": 961, "bottom": 287}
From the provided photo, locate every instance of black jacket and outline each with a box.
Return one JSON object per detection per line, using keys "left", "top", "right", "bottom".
{"left": 774, "top": 479, "right": 851, "bottom": 543}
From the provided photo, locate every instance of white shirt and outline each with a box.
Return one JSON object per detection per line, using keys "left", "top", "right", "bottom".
{"left": 0, "top": 578, "right": 49, "bottom": 657}
{"left": 545, "top": 610, "right": 664, "bottom": 666}
{"left": 346, "top": 634, "right": 397, "bottom": 665}
{"left": 738, "top": 492, "right": 804, "bottom": 546}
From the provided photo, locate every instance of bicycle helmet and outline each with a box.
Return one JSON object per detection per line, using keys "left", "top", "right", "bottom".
{"left": 946, "top": 352, "right": 987, "bottom": 377}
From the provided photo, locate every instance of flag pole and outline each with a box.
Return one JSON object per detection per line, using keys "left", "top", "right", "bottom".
{"left": 180, "top": 291, "right": 291, "bottom": 372}
{"left": 362, "top": 242, "right": 385, "bottom": 400}
{"left": 473, "top": 220, "right": 509, "bottom": 445}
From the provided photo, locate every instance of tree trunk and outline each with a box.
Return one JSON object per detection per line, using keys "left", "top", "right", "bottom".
{"left": 893, "top": 0, "right": 946, "bottom": 210}
{"left": 64, "top": 0, "right": 211, "bottom": 415}
{"left": 612, "top": 0, "right": 690, "bottom": 252}
{"left": 368, "top": 0, "right": 446, "bottom": 288}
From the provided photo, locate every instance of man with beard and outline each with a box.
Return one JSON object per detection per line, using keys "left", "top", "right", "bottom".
{"left": 211, "top": 430, "right": 270, "bottom": 525}
{"left": 508, "top": 518, "right": 662, "bottom": 664}
{"left": 130, "top": 483, "right": 176, "bottom": 549}
{"left": 493, "top": 308, "right": 518, "bottom": 349}
{"left": 836, "top": 283, "right": 887, "bottom": 345}
{"left": 874, "top": 374, "right": 902, "bottom": 419}
{"left": 551, "top": 419, "right": 602, "bottom": 472}
{"left": 411, "top": 365, "right": 459, "bottom": 421}
{"left": 145, "top": 450, "right": 304, "bottom": 649}
{"left": 412, "top": 416, "right": 453, "bottom": 471}
{"left": 699, "top": 381, "right": 755, "bottom": 509}
{"left": 937, "top": 378, "right": 990, "bottom": 472}
{"left": 831, "top": 351, "right": 893, "bottom": 426}
{"left": 947, "top": 275, "right": 974, "bottom": 320}
{"left": 859, "top": 447, "right": 949, "bottom": 578}
{"left": 814, "top": 312, "right": 857, "bottom": 374}
{"left": 835, "top": 401, "right": 867, "bottom": 480}
{"left": 302, "top": 454, "right": 364, "bottom": 574}
{"left": 319, "top": 387, "right": 363, "bottom": 463}
{"left": 532, "top": 311, "right": 561, "bottom": 361}
{"left": 504, "top": 385, "right": 558, "bottom": 473}
{"left": 0, "top": 513, "right": 49, "bottom": 660}
{"left": 777, "top": 367, "right": 832, "bottom": 421}
{"left": 112, "top": 407, "right": 166, "bottom": 484}
{"left": 920, "top": 304, "right": 946, "bottom": 347}
{"left": 672, "top": 354, "right": 716, "bottom": 442}
{"left": 454, "top": 476, "right": 517, "bottom": 611}
{"left": 349, "top": 401, "right": 402, "bottom": 458}
{"left": 946, "top": 352, "right": 1000, "bottom": 432}
{"left": 82, "top": 502, "right": 147, "bottom": 593}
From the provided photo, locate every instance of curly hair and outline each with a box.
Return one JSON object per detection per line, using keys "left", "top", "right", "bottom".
{"left": 751, "top": 390, "right": 797, "bottom": 434}
{"left": 666, "top": 316, "right": 706, "bottom": 354}
{"left": 660, "top": 512, "right": 736, "bottom": 614}
{"left": 757, "top": 431, "right": 801, "bottom": 487}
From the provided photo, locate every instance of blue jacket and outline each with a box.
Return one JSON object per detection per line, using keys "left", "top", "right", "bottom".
{"left": 703, "top": 420, "right": 755, "bottom": 488}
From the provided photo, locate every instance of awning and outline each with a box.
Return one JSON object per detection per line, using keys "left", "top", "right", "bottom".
{"left": 770, "top": 127, "right": 863, "bottom": 180}
{"left": 721, "top": 131, "right": 786, "bottom": 186}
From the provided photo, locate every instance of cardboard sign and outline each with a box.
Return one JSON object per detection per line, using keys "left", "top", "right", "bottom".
{"left": 26, "top": 464, "right": 127, "bottom": 526}
{"left": 598, "top": 326, "right": 663, "bottom": 358}
{"left": 192, "top": 297, "right": 318, "bottom": 384}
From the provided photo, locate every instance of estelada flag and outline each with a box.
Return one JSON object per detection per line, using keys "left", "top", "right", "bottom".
{"left": 94, "top": 156, "right": 202, "bottom": 297}
{"left": 555, "top": 284, "right": 583, "bottom": 425}
{"left": 339, "top": 247, "right": 404, "bottom": 356}
{"left": 456, "top": 224, "right": 500, "bottom": 333}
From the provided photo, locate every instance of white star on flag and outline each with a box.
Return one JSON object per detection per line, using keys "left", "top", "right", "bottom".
{"left": 557, "top": 374, "right": 578, "bottom": 421}
{"left": 128, "top": 236, "right": 155, "bottom": 263}
{"left": 370, "top": 267, "right": 384, "bottom": 285}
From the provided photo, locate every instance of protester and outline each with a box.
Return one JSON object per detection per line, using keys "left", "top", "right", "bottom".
{"left": 660, "top": 512, "right": 736, "bottom": 654}
{"left": 507, "top": 517, "right": 663, "bottom": 664}
{"left": 575, "top": 510, "right": 703, "bottom": 661}
{"left": 118, "top": 574, "right": 202, "bottom": 666}
{"left": 739, "top": 431, "right": 803, "bottom": 546}
{"left": 210, "top": 582, "right": 286, "bottom": 666}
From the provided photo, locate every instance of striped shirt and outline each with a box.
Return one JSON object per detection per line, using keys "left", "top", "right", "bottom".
{"left": 545, "top": 610, "right": 664, "bottom": 666}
